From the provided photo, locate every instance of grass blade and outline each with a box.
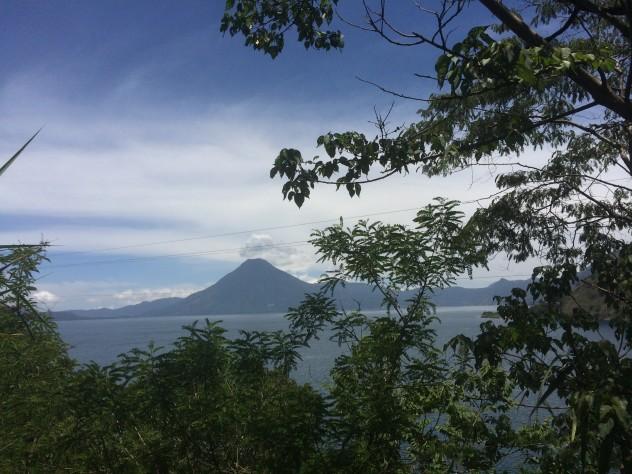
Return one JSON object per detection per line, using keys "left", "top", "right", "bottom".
{"left": 0, "top": 129, "right": 41, "bottom": 178}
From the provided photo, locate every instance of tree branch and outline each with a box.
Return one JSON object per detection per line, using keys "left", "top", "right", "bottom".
{"left": 479, "top": 0, "right": 632, "bottom": 121}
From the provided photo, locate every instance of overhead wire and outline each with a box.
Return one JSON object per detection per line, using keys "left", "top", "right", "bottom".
{"left": 49, "top": 205, "right": 428, "bottom": 256}
{"left": 45, "top": 240, "right": 312, "bottom": 269}
{"left": 37, "top": 195, "right": 535, "bottom": 300}
{"left": 43, "top": 195, "right": 501, "bottom": 270}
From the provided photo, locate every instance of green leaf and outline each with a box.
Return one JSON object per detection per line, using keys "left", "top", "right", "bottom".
{"left": 0, "top": 130, "right": 40, "bottom": 178}
{"left": 435, "top": 55, "right": 451, "bottom": 87}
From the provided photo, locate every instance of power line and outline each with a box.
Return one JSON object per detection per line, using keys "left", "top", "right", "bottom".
{"left": 45, "top": 240, "right": 312, "bottom": 269}
{"left": 1, "top": 244, "right": 62, "bottom": 249}
{"left": 49, "top": 206, "right": 426, "bottom": 256}
{"left": 42, "top": 195, "right": 508, "bottom": 270}
{"left": 47, "top": 194, "right": 500, "bottom": 258}
{"left": 44, "top": 195, "right": 499, "bottom": 264}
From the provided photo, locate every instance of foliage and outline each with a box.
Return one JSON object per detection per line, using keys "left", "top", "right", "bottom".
{"left": 3, "top": 0, "right": 632, "bottom": 471}
{"left": 0, "top": 245, "right": 74, "bottom": 472}
{"left": 1, "top": 320, "right": 326, "bottom": 473}
{"left": 60, "top": 321, "right": 325, "bottom": 473}
{"left": 0, "top": 310, "right": 74, "bottom": 472}
{"left": 223, "top": 0, "right": 632, "bottom": 471}
{"left": 221, "top": 0, "right": 343, "bottom": 58}
{"left": 280, "top": 200, "right": 555, "bottom": 472}
{"left": 0, "top": 244, "right": 51, "bottom": 334}
{"left": 0, "top": 206, "right": 551, "bottom": 472}
{"left": 0, "top": 129, "right": 39, "bottom": 178}
{"left": 1, "top": 247, "right": 325, "bottom": 473}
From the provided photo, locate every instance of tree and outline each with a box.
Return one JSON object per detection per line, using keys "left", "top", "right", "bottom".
{"left": 1, "top": 133, "right": 327, "bottom": 472}
{"left": 223, "top": 1, "right": 632, "bottom": 471}
{"left": 1, "top": 250, "right": 326, "bottom": 473}
{"left": 285, "top": 200, "right": 550, "bottom": 471}
{"left": 0, "top": 244, "right": 75, "bottom": 472}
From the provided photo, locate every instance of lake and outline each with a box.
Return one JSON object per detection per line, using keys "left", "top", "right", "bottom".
{"left": 56, "top": 306, "right": 620, "bottom": 471}
{"left": 57, "top": 305, "right": 497, "bottom": 384}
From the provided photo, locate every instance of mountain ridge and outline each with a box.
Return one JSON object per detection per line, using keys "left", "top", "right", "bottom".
{"left": 52, "top": 258, "right": 528, "bottom": 320}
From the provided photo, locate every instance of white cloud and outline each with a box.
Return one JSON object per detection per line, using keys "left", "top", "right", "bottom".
{"left": 32, "top": 279, "right": 205, "bottom": 310}
{"left": 112, "top": 287, "right": 202, "bottom": 306}
{"left": 33, "top": 290, "right": 60, "bottom": 305}
{"left": 1, "top": 68, "right": 556, "bottom": 311}
{"left": 0, "top": 83, "right": 514, "bottom": 242}
{"left": 240, "top": 233, "right": 315, "bottom": 276}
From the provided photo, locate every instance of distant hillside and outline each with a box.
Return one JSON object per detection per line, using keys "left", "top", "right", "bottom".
{"left": 60, "top": 297, "right": 182, "bottom": 319}
{"left": 50, "top": 310, "right": 84, "bottom": 321}
{"left": 153, "top": 259, "right": 314, "bottom": 316}
{"left": 53, "top": 259, "right": 528, "bottom": 320}
{"left": 431, "top": 278, "right": 530, "bottom": 306}
{"left": 560, "top": 279, "right": 612, "bottom": 320}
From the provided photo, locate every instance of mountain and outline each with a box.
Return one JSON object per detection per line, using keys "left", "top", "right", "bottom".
{"left": 560, "top": 278, "right": 612, "bottom": 320}
{"left": 53, "top": 259, "right": 528, "bottom": 320}
{"left": 431, "top": 278, "right": 530, "bottom": 306}
{"left": 59, "top": 297, "right": 182, "bottom": 319}
{"left": 154, "top": 258, "right": 313, "bottom": 316}
{"left": 50, "top": 310, "right": 84, "bottom": 321}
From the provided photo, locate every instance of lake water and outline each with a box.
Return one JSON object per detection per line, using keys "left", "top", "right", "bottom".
{"left": 57, "top": 304, "right": 618, "bottom": 386}
{"left": 57, "top": 306, "right": 497, "bottom": 384}
{"left": 56, "top": 306, "right": 620, "bottom": 471}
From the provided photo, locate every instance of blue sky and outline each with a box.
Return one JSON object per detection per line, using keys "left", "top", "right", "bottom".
{"left": 1, "top": 1, "right": 536, "bottom": 309}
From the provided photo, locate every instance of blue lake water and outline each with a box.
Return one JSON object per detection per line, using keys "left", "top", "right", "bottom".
{"left": 57, "top": 304, "right": 618, "bottom": 386}
{"left": 56, "top": 306, "right": 620, "bottom": 471}
{"left": 57, "top": 306, "right": 496, "bottom": 384}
